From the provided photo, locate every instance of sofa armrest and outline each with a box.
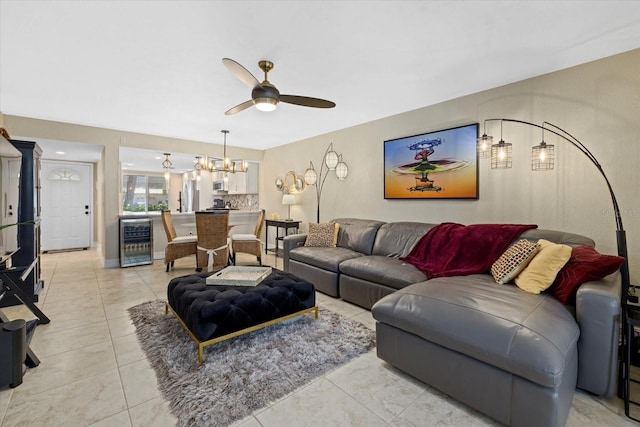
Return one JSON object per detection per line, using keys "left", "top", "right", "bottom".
{"left": 575, "top": 271, "right": 621, "bottom": 397}
{"left": 283, "top": 234, "right": 307, "bottom": 272}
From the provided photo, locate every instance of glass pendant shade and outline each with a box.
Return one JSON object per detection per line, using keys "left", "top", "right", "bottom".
{"left": 531, "top": 141, "right": 555, "bottom": 171}
{"left": 491, "top": 140, "right": 512, "bottom": 169}
{"left": 162, "top": 153, "right": 172, "bottom": 190}
{"left": 477, "top": 134, "right": 493, "bottom": 159}
{"left": 324, "top": 146, "right": 339, "bottom": 170}
{"left": 194, "top": 156, "right": 203, "bottom": 172}
{"left": 335, "top": 156, "right": 348, "bottom": 180}
{"left": 304, "top": 162, "right": 318, "bottom": 185}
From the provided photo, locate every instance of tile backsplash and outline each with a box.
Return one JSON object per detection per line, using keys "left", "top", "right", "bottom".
{"left": 215, "top": 194, "right": 260, "bottom": 211}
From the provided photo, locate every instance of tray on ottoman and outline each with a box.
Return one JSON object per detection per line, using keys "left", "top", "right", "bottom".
{"left": 205, "top": 266, "right": 272, "bottom": 286}
{"left": 166, "top": 269, "right": 317, "bottom": 364}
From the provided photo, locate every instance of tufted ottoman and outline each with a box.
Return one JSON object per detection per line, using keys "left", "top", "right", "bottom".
{"left": 166, "top": 269, "right": 317, "bottom": 363}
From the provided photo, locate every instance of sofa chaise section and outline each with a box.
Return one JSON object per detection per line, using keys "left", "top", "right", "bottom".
{"left": 372, "top": 275, "right": 580, "bottom": 426}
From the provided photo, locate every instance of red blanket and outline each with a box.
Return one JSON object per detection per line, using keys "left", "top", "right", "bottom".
{"left": 400, "top": 223, "right": 538, "bottom": 278}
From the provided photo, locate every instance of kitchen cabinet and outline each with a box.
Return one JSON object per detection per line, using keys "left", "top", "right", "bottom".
{"left": 227, "top": 172, "right": 246, "bottom": 194}
{"left": 246, "top": 164, "right": 259, "bottom": 193}
{"left": 212, "top": 163, "right": 259, "bottom": 195}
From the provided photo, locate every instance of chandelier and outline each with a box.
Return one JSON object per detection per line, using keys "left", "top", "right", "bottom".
{"left": 203, "top": 130, "right": 248, "bottom": 174}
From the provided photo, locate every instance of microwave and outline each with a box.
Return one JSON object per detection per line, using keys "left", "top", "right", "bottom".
{"left": 213, "top": 180, "right": 227, "bottom": 193}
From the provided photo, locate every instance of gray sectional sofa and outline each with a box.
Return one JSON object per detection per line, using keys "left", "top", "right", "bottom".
{"left": 282, "top": 218, "right": 621, "bottom": 427}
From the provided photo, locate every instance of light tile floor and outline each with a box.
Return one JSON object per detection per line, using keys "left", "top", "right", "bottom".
{"left": 0, "top": 249, "right": 636, "bottom": 426}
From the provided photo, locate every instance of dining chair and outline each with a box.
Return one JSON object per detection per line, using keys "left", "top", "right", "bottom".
{"left": 195, "top": 211, "right": 230, "bottom": 272}
{"left": 161, "top": 210, "right": 198, "bottom": 272}
{"left": 230, "top": 209, "right": 265, "bottom": 265}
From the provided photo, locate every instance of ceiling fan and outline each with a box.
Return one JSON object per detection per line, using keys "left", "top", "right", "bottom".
{"left": 222, "top": 58, "right": 336, "bottom": 115}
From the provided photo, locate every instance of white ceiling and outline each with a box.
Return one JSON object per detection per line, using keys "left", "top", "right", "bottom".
{"left": 2, "top": 1, "right": 640, "bottom": 168}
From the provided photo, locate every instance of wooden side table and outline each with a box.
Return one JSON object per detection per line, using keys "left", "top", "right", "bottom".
{"left": 265, "top": 220, "right": 301, "bottom": 256}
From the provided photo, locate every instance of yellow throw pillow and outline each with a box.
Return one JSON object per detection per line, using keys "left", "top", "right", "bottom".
{"left": 515, "top": 239, "right": 572, "bottom": 294}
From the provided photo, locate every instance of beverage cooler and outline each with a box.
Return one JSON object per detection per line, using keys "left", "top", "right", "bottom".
{"left": 119, "top": 216, "right": 153, "bottom": 267}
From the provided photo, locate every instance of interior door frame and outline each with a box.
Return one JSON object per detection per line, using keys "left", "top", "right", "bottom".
{"left": 40, "top": 159, "right": 95, "bottom": 251}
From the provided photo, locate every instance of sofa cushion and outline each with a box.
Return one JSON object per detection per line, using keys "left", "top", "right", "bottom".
{"left": 289, "top": 246, "right": 363, "bottom": 273}
{"left": 372, "top": 274, "right": 579, "bottom": 388}
{"left": 331, "top": 218, "right": 385, "bottom": 255}
{"left": 339, "top": 255, "right": 427, "bottom": 290}
{"left": 491, "top": 239, "right": 540, "bottom": 285}
{"left": 305, "top": 222, "right": 339, "bottom": 247}
{"left": 372, "top": 222, "right": 438, "bottom": 257}
{"left": 515, "top": 239, "right": 571, "bottom": 294}
{"left": 547, "top": 245, "right": 625, "bottom": 304}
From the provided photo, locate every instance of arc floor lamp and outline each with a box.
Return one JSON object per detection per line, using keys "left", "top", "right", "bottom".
{"left": 479, "top": 118, "right": 631, "bottom": 367}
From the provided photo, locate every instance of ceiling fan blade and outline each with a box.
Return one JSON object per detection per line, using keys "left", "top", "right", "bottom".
{"left": 222, "top": 58, "right": 260, "bottom": 89}
{"left": 225, "top": 100, "right": 255, "bottom": 115}
{"left": 280, "top": 95, "right": 336, "bottom": 109}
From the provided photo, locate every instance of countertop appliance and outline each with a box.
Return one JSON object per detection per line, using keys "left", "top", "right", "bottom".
{"left": 213, "top": 198, "right": 225, "bottom": 208}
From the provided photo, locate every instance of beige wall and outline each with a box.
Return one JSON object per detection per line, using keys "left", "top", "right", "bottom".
{"left": 261, "top": 49, "right": 640, "bottom": 282}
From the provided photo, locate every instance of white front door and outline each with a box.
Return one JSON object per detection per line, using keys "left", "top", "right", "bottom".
{"left": 41, "top": 161, "right": 93, "bottom": 251}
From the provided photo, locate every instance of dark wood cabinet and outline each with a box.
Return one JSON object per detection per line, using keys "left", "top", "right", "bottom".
{"left": 0, "top": 140, "right": 43, "bottom": 306}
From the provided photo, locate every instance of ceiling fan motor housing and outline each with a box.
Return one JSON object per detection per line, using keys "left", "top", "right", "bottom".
{"left": 252, "top": 84, "right": 280, "bottom": 103}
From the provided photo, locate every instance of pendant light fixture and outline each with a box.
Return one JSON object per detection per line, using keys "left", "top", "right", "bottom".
{"left": 162, "top": 152, "right": 173, "bottom": 190}
{"left": 531, "top": 124, "right": 555, "bottom": 171}
{"left": 193, "top": 156, "right": 203, "bottom": 190}
{"left": 490, "top": 120, "right": 512, "bottom": 169}
{"left": 477, "top": 121, "right": 493, "bottom": 159}
{"left": 205, "top": 129, "right": 247, "bottom": 174}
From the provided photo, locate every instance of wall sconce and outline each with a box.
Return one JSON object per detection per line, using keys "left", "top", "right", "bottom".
{"left": 304, "top": 143, "right": 349, "bottom": 222}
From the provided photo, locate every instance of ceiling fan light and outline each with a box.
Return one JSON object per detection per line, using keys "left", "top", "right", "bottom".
{"left": 255, "top": 98, "right": 277, "bottom": 112}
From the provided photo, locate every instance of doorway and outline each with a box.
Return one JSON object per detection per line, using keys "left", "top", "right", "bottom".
{"left": 41, "top": 160, "right": 94, "bottom": 251}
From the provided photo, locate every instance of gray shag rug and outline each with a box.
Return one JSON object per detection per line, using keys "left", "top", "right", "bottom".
{"left": 129, "top": 300, "right": 376, "bottom": 427}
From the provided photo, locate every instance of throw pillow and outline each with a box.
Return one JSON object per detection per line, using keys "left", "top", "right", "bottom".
{"left": 546, "top": 245, "right": 625, "bottom": 304}
{"left": 514, "top": 239, "right": 571, "bottom": 294}
{"left": 491, "top": 239, "right": 540, "bottom": 285}
{"left": 304, "top": 223, "right": 339, "bottom": 247}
